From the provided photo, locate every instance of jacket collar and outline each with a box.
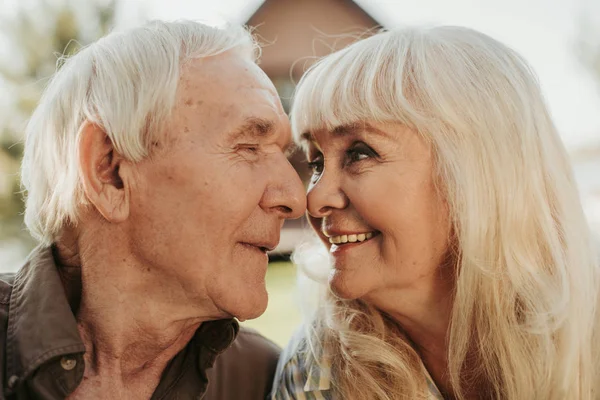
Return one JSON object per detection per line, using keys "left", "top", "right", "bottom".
{"left": 5, "top": 245, "right": 85, "bottom": 385}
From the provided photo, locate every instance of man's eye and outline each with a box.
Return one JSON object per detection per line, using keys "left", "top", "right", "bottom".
{"left": 307, "top": 155, "right": 324, "bottom": 175}
{"left": 237, "top": 144, "right": 260, "bottom": 153}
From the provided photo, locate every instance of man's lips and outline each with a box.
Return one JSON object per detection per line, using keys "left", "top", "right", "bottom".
{"left": 240, "top": 241, "right": 278, "bottom": 253}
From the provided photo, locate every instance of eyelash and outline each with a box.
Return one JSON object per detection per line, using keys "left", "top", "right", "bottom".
{"left": 237, "top": 144, "right": 260, "bottom": 153}
{"left": 307, "top": 143, "right": 377, "bottom": 176}
{"left": 307, "top": 156, "right": 324, "bottom": 175}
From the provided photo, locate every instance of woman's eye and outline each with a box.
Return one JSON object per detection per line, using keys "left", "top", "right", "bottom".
{"left": 345, "top": 143, "right": 377, "bottom": 165}
{"left": 307, "top": 154, "right": 324, "bottom": 176}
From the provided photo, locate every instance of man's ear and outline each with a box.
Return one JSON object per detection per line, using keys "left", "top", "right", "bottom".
{"left": 78, "top": 120, "right": 129, "bottom": 223}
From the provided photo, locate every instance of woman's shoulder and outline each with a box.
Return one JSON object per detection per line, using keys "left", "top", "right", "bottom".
{"left": 277, "top": 324, "right": 310, "bottom": 369}
{"left": 271, "top": 325, "right": 333, "bottom": 399}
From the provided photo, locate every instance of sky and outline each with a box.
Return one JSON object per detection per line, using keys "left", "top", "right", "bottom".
{"left": 128, "top": 0, "right": 600, "bottom": 150}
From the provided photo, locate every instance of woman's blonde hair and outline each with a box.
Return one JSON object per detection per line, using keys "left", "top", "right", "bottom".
{"left": 21, "top": 20, "right": 258, "bottom": 244}
{"left": 291, "top": 26, "right": 600, "bottom": 399}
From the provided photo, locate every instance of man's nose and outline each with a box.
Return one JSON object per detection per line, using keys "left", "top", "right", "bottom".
{"left": 261, "top": 154, "right": 307, "bottom": 219}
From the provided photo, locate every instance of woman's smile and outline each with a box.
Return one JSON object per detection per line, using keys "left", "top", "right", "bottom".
{"left": 325, "top": 231, "right": 380, "bottom": 255}
{"left": 326, "top": 231, "right": 376, "bottom": 244}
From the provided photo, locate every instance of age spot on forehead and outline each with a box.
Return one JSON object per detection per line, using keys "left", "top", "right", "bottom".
{"left": 183, "top": 98, "right": 204, "bottom": 108}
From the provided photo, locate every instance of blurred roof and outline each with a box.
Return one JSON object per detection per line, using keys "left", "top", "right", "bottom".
{"left": 241, "top": 0, "right": 384, "bottom": 27}
{"left": 243, "top": 0, "right": 384, "bottom": 79}
{"left": 570, "top": 141, "right": 600, "bottom": 162}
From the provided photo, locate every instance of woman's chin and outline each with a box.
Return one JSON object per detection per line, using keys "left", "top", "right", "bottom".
{"left": 328, "top": 269, "right": 371, "bottom": 301}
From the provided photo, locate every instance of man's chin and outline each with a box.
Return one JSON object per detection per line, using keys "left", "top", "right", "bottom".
{"left": 230, "top": 292, "right": 269, "bottom": 322}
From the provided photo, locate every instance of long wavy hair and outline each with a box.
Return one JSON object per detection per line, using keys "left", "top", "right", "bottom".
{"left": 290, "top": 26, "right": 600, "bottom": 399}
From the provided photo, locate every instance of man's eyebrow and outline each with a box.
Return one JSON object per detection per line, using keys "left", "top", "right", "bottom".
{"left": 229, "top": 117, "right": 275, "bottom": 141}
{"left": 229, "top": 117, "right": 298, "bottom": 156}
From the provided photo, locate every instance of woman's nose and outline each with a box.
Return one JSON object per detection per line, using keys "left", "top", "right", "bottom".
{"left": 306, "top": 170, "right": 348, "bottom": 218}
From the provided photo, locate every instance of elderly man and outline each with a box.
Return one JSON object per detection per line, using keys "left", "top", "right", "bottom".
{"left": 0, "top": 20, "right": 305, "bottom": 399}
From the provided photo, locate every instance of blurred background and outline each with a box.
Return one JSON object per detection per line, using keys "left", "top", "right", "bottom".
{"left": 0, "top": 0, "right": 599, "bottom": 346}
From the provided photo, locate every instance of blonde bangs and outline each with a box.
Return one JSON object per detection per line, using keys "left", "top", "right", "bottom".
{"left": 290, "top": 30, "right": 426, "bottom": 142}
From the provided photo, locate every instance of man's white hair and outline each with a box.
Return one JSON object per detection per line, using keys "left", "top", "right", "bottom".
{"left": 21, "top": 20, "right": 258, "bottom": 244}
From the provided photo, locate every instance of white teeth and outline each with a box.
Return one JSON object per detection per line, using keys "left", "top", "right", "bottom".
{"left": 328, "top": 232, "right": 375, "bottom": 245}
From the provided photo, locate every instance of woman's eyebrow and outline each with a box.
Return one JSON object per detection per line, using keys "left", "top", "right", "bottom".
{"left": 330, "top": 122, "right": 389, "bottom": 138}
{"left": 300, "top": 131, "right": 313, "bottom": 142}
{"left": 299, "top": 123, "right": 365, "bottom": 142}
{"left": 298, "top": 122, "right": 389, "bottom": 148}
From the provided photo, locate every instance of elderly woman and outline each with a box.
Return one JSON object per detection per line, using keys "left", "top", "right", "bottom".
{"left": 272, "top": 26, "right": 600, "bottom": 400}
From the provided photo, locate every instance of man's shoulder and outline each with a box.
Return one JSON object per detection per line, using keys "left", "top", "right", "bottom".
{"left": 0, "top": 274, "right": 14, "bottom": 396}
{"left": 210, "top": 326, "right": 280, "bottom": 374}
{"left": 232, "top": 326, "right": 280, "bottom": 360}
{"left": 0, "top": 275, "right": 13, "bottom": 306}
{"left": 0, "top": 275, "right": 14, "bottom": 320}
{"left": 203, "top": 326, "right": 281, "bottom": 400}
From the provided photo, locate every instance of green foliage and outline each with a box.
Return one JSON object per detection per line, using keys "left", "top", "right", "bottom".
{"left": 577, "top": 7, "right": 600, "bottom": 92}
{"left": 0, "top": 0, "right": 117, "bottom": 245}
{"left": 242, "top": 262, "right": 301, "bottom": 346}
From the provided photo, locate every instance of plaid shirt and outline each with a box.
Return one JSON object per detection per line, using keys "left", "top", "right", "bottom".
{"left": 271, "top": 328, "right": 444, "bottom": 400}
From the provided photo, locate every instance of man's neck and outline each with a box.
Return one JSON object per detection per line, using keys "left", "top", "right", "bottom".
{"left": 76, "top": 301, "right": 202, "bottom": 381}
{"left": 55, "top": 232, "right": 224, "bottom": 398}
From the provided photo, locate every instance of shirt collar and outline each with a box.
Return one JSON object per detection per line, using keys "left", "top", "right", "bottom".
{"left": 303, "top": 341, "right": 445, "bottom": 399}
{"left": 304, "top": 341, "right": 332, "bottom": 392}
{"left": 150, "top": 318, "right": 238, "bottom": 399}
{"left": 5, "top": 245, "right": 85, "bottom": 387}
{"left": 196, "top": 318, "right": 239, "bottom": 354}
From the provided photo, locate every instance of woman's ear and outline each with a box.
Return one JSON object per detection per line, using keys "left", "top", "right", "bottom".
{"left": 78, "top": 120, "right": 129, "bottom": 223}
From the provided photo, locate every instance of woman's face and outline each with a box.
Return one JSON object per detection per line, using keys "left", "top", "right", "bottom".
{"left": 304, "top": 121, "right": 452, "bottom": 304}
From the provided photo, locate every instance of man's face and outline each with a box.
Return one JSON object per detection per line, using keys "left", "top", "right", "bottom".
{"left": 126, "top": 51, "right": 306, "bottom": 320}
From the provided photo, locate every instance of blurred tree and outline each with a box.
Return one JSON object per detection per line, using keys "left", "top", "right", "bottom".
{"left": 0, "top": 0, "right": 118, "bottom": 250}
{"left": 578, "top": 26, "right": 600, "bottom": 90}
{"left": 574, "top": 2, "right": 600, "bottom": 161}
